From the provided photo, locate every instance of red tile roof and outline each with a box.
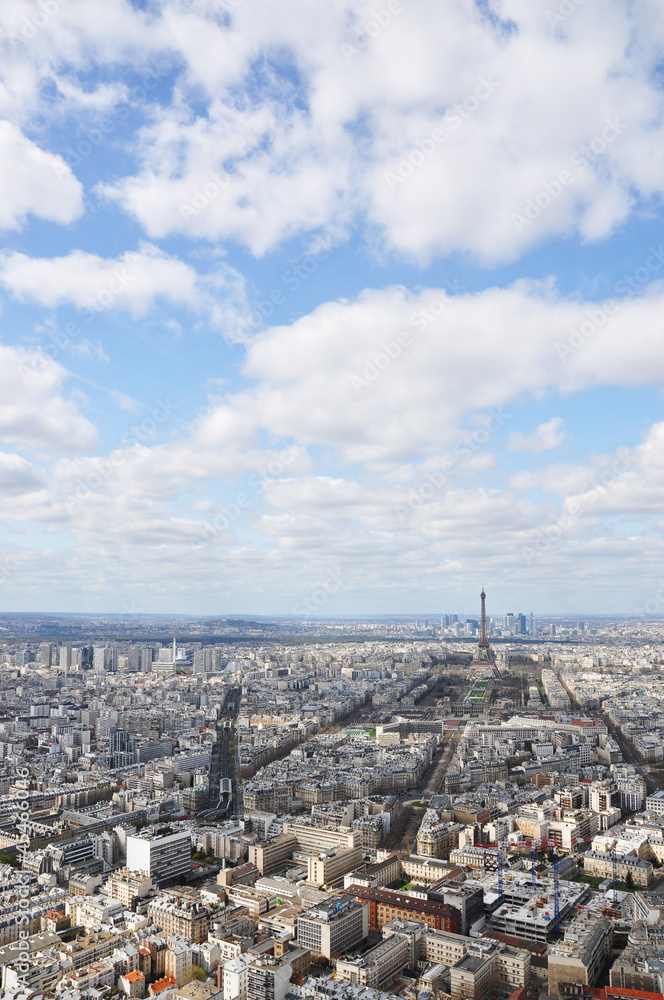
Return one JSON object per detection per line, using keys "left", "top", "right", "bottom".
{"left": 152, "top": 975, "right": 178, "bottom": 993}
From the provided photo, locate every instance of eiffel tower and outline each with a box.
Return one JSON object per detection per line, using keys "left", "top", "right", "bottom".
{"left": 468, "top": 588, "right": 501, "bottom": 680}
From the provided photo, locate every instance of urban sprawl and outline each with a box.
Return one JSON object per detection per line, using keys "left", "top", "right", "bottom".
{"left": 2, "top": 599, "right": 664, "bottom": 1000}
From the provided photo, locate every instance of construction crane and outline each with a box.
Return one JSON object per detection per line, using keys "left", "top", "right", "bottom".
{"left": 531, "top": 838, "right": 540, "bottom": 887}
{"left": 553, "top": 844, "right": 560, "bottom": 938}
{"left": 497, "top": 840, "right": 504, "bottom": 905}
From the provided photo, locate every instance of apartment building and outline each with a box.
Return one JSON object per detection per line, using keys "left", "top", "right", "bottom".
{"left": 548, "top": 811, "right": 599, "bottom": 851}
{"left": 417, "top": 820, "right": 462, "bottom": 859}
{"left": 119, "top": 969, "right": 146, "bottom": 998}
{"left": 449, "top": 845, "right": 499, "bottom": 874}
{"left": 147, "top": 894, "right": 211, "bottom": 943}
{"left": 106, "top": 867, "right": 154, "bottom": 910}
{"left": 422, "top": 927, "right": 469, "bottom": 967}
{"left": 246, "top": 955, "right": 293, "bottom": 1000}
{"left": 336, "top": 934, "right": 411, "bottom": 990}
{"left": 163, "top": 943, "right": 192, "bottom": 987}
{"left": 248, "top": 836, "right": 297, "bottom": 876}
{"left": 307, "top": 846, "right": 363, "bottom": 888}
{"left": 283, "top": 822, "right": 362, "bottom": 853}
{"left": 226, "top": 885, "right": 273, "bottom": 919}
{"left": 515, "top": 815, "right": 550, "bottom": 840}
{"left": 449, "top": 939, "right": 531, "bottom": 1000}
{"left": 222, "top": 953, "right": 253, "bottom": 1000}
{"left": 548, "top": 912, "right": 613, "bottom": 998}
{"left": 429, "top": 883, "right": 485, "bottom": 936}
{"left": 583, "top": 851, "right": 653, "bottom": 887}
{"left": 646, "top": 792, "right": 664, "bottom": 815}
{"left": 610, "top": 923, "right": 664, "bottom": 992}
{"left": 346, "top": 884, "right": 461, "bottom": 934}
{"left": 126, "top": 827, "right": 191, "bottom": 886}
{"left": 296, "top": 897, "right": 368, "bottom": 960}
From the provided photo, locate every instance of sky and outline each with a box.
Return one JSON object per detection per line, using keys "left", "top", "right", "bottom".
{"left": 2, "top": 0, "right": 664, "bottom": 617}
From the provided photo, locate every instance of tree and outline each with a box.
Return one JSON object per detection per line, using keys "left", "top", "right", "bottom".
{"left": 192, "top": 966, "right": 206, "bottom": 981}
{"left": 626, "top": 871, "right": 634, "bottom": 890}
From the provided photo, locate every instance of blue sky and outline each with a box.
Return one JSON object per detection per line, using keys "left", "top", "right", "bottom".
{"left": 2, "top": 0, "right": 664, "bottom": 616}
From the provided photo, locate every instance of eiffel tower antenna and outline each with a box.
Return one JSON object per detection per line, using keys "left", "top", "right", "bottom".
{"left": 468, "top": 587, "right": 501, "bottom": 679}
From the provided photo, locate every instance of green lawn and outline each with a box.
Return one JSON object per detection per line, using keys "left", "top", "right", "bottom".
{"left": 574, "top": 873, "right": 635, "bottom": 892}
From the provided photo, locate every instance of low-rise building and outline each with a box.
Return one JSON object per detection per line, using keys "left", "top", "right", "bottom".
{"left": 346, "top": 883, "right": 461, "bottom": 934}
{"left": 336, "top": 934, "right": 412, "bottom": 990}
{"left": 548, "top": 912, "right": 613, "bottom": 998}
{"left": 120, "top": 969, "right": 146, "bottom": 998}
{"left": 583, "top": 851, "right": 653, "bottom": 887}
{"left": 449, "top": 938, "right": 531, "bottom": 1000}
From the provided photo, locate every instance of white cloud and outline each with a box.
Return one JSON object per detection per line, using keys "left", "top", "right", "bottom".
{"left": 109, "top": 389, "right": 139, "bottom": 413}
{"left": 0, "top": 345, "right": 96, "bottom": 453}
{"left": 0, "top": 245, "right": 252, "bottom": 341}
{"left": 222, "top": 280, "right": 662, "bottom": 466}
{"left": 508, "top": 417, "right": 566, "bottom": 452}
{"left": 0, "top": 121, "right": 83, "bottom": 230}
{"left": 86, "top": 0, "right": 664, "bottom": 262}
{"left": 0, "top": 452, "right": 44, "bottom": 495}
{"left": 0, "top": 1, "right": 663, "bottom": 261}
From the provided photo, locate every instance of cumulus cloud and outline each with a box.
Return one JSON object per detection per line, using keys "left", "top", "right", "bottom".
{"left": 0, "top": 1, "right": 662, "bottom": 261}
{"left": 90, "top": 0, "right": 664, "bottom": 262}
{"left": 0, "top": 245, "right": 253, "bottom": 341}
{"left": 0, "top": 345, "right": 96, "bottom": 453}
{"left": 0, "top": 121, "right": 83, "bottom": 230}
{"left": 225, "top": 280, "right": 664, "bottom": 465}
{"left": 3, "top": 0, "right": 664, "bottom": 611}
{"left": 509, "top": 417, "right": 566, "bottom": 452}
{"left": 0, "top": 452, "right": 45, "bottom": 495}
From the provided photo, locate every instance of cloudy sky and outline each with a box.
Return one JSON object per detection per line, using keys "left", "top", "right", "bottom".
{"left": 2, "top": 0, "right": 664, "bottom": 616}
